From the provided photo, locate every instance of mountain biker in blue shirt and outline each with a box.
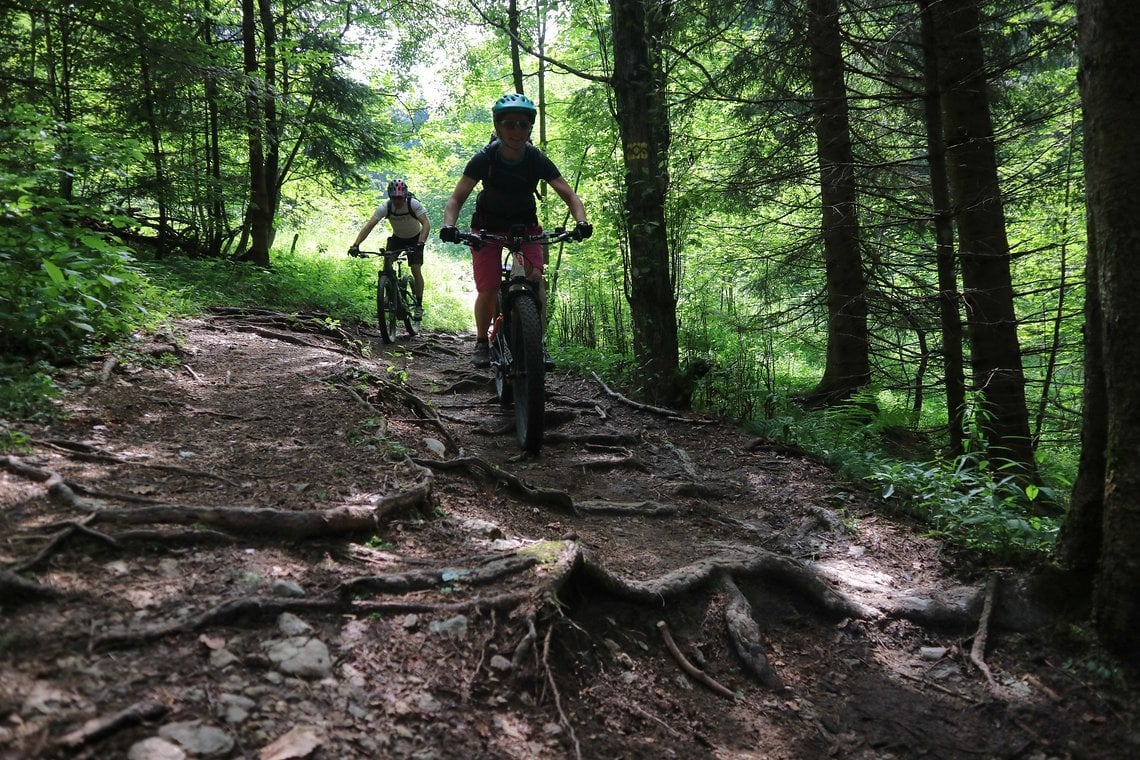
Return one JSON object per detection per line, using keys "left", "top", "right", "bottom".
{"left": 349, "top": 179, "right": 430, "bottom": 320}
{"left": 439, "top": 94, "right": 592, "bottom": 367}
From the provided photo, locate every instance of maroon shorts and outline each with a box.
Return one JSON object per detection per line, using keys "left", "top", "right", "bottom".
{"left": 472, "top": 225, "right": 544, "bottom": 293}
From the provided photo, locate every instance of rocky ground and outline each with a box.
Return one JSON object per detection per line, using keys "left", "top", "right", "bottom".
{"left": 1, "top": 310, "right": 1136, "bottom": 759}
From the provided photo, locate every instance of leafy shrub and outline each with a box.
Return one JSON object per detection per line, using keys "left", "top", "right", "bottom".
{"left": 0, "top": 361, "right": 60, "bottom": 424}
{"left": 862, "top": 451, "right": 1059, "bottom": 556}
{"left": 1, "top": 108, "right": 148, "bottom": 361}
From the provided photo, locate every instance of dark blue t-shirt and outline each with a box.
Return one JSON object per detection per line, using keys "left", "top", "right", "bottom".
{"left": 464, "top": 143, "right": 561, "bottom": 230}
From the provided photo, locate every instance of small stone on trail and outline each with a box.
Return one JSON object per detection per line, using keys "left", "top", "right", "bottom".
{"left": 428, "top": 614, "right": 468, "bottom": 639}
{"left": 127, "top": 737, "right": 186, "bottom": 760}
{"left": 278, "top": 612, "right": 313, "bottom": 636}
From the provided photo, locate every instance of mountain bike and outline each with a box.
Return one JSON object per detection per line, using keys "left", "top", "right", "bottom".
{"left": 350, "top": 247, "right": 420, "bottom": 343}
{"left": 446, "top": 226, "right": 578, "bottom": 454}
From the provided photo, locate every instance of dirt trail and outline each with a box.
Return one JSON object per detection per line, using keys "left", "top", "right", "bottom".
{"left": 0, "top": 311, "right": 1134, "bottom": 759}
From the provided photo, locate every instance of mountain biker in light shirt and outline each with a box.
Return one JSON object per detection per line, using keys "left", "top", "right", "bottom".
{"left": 349, "top": 179, "right": 430, "bottom": 320}
{"left": 439, "top": 93, "right": 592, "bottom": 367}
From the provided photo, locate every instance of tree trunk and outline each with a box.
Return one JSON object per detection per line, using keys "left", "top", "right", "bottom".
{"left": 804, "top": 0, "right": 870, "bottom": 405}
{"left": 508, "top": 0, "right": 524, "bottom": 95}
{"left": 929, "top": 0, "right": 1035, "bottom": 476}
{"left": 918, "top": 0, "right": 966, "bottom": 455}
{"left": 239, "top": 0, "right": 271, "bottom": 267}
{"left": 204, "top": 25, "right": 225, "bottom": 258}
{"left": 136, "top": 22, "right": 169, "bottom": 255}
{"left": 609, "top": 0, "right": 681, "bottom": 406}
{"left": 1070, "top": 0, "right": 1140, "bottom": 666}
{"left": 1056, "top": 216, "right": 1105, "bottom": 576}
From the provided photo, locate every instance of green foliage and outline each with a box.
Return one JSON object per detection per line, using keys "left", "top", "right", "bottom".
{"left": 1, "top": 109, "right": 150, "bottom": 361}
{"left": 0, "top": 363, "right": 61, "bottom": 424}
{"left": 735, "top": 390, "right": 1062, "bottom": 558}
{"left": 862, "top": 452, "right": 1060, "bottom": 557}
{"left": 0, "top": 418, "right": 34, "bottom": 453}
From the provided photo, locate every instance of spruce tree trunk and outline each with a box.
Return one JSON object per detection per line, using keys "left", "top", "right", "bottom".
{"left": 918, "top": 0, "right": 966, "bottom": 455}
{"left": 1072, "top": 0, "right": 1140, "bottom": 666}
{"left": 240, "top": 0, "right": 271, "bottom": 267}
{"left": 929, "top": 0, "right": 1035, "bottom": 476}
{"left": 609, "top": 0, "right": 681, "bottom": 405}
{"left": 805, "top": 0, "right": 869, "bottom": 404}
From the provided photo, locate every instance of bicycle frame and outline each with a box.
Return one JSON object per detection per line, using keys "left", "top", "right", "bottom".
{"left": 352, "top": 248, "right": 420, "bottom": 343}
{"left": 448, "top": 226, "right": 576, "bottom": 453}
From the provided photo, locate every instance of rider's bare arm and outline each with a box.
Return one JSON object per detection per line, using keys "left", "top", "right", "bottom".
{"left": 548, "top": 176, "right": 587, "bottom": 225}
{"left": 442, "top": 176, "right": 478, "bottom": 227}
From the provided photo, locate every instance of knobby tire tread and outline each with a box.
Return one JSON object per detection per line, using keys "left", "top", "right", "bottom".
{"left": 377, "top": 274, "right": 398, "bottom": 344}
{"left": 400, "top": 277, "right": 419, "bottom": 337}
{"left": 511, "top": 295, "right": 545, "bottom": 452}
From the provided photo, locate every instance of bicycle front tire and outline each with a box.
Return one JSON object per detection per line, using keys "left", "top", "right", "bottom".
{"left": 510, "top": 295, "right": 545, "bottom": 453}
{"left": 377, "top": 273, "right": 399, "bottom": 343}
{"left": 400, "top": 276, "right": 420, "bottom": 337}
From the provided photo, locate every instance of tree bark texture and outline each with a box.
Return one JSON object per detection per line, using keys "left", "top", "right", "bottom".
{"left": 1074, "top": 0, "right": 1140, "bottom": 666}
{"left": 806, "top": 0, "right": 870, "bottom": 403}
{"left": 609, "top": 0, "right": 681, "bottom": 405}
{"left": 929, "top": 0, "right": 1035, "bottom": 475}
{"left": 1056, "top": 215, "right": 1105, "bottom": 576}
{"left": 918, "top": 0, "right": 966, "bottom": 454}
{"left": 240, "top": 0, "right": 271, "bottom": 267}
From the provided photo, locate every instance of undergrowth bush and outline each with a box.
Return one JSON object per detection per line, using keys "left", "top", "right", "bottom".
{"left": 862, "top": 452, "right": 1060, "bottom": 557}
{"left": 740, "top": 389, "right": 1062, "bottom": 558}
{"left": 2, "top": 108, "right": 150, "bottom": 362}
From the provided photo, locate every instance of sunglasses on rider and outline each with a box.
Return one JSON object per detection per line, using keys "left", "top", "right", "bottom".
{"left": 497, "top": 119, "right": 533, "bottom": 131}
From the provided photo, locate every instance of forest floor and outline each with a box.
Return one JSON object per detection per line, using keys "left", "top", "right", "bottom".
{"left": 1, "top": 310, "right": 1137, "bottom": 760}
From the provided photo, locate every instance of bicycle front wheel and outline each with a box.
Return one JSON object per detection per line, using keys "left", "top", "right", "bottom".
{"left": 510, "top": 295, "right": 545, "bottom": 453}
{"left": 376, "top": 273, "right": 399, "bottom": 343}
{"left": 400, "top": 276, "right": 420, "bottom": 337}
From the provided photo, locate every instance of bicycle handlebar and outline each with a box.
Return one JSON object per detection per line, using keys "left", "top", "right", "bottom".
{"left": 448, "top": 227, "right": 579, "bottom": 248}
{"left": 349, "top": 247, "right": 415, "bottom": 259}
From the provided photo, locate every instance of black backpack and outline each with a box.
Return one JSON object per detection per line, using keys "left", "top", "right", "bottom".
{"left": 482, "top": 139, "right": 543, "bottom": 199}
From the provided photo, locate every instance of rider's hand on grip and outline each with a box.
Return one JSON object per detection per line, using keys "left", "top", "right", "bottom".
{"left": 572, "top": 221, "right": 593, "bottom": 241}
{"left": 348, "top": 245, "right": 361, "bottom": 257}
{"left": 439, "top": 226, "right": 459, "bottom": 243}
{"left": 416, "top": 242, "right": 426, "bottom": 255}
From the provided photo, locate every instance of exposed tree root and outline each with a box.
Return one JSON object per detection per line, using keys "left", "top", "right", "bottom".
{"left": 92, "top": 542, "right": 583, "bottom": 650}
{"left": 719, "top": 574, "right": 786, "bottom": 691}
{"left": 11, "top": 515, "right": 113, "bottom": 574}
{"left": 970, "top": 573, "right": 1002, "bottom": 695}
{"left": 0, "top": 569, "right": 63, "bottom": 605}
{"left": 591, "top": 372, "right": 688, "bottom": 420}
{"left": 579, "top": 548, "right": 882, "bottom": 621}
{"left": 2, "top": 456, "right": 432, "bottom": 548}
{"left": 575, "top": 500, "right": 677, "bottom": 517}
{"left": 54, "top": 699, "right": 170, "bottom": 750}
{"left": 20, "top": 441, "right": 240, "bottom": 486}
{"left": 543, "top": 623, "right": 583, "bottom": 760}
{"left": 341, "top": 554, "right": 539, "bottom": 597}
{"left": 413, "top": 455, "right": 576, "bottom": 514}
{"left": 542, "top": 430, "right": 642, "bottom": 446}
{"left": 206, "top": 307, "right": 357, "bottom": 345}
{"left": 744, "top": 437, "right": 828, "bottom": 465}
{"left": 567, "top": 453, "right": 650, "bottom": 472}
{"left": 657, "top": 619, "right": 736, "bottom": 699}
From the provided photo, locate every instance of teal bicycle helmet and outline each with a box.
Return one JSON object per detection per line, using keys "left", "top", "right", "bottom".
{"left": 492, "top": 93, "right": 537, "bottom": 120}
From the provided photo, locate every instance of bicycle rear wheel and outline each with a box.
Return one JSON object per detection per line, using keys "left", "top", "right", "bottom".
{"left": 376, "top": 273, "right": 399, "bottom": 343}
{"left": 510, "top": 295, "right": 545, "bottom": 453}
{"left": 400, "top": 276, "right": 420, "bottom": 337}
